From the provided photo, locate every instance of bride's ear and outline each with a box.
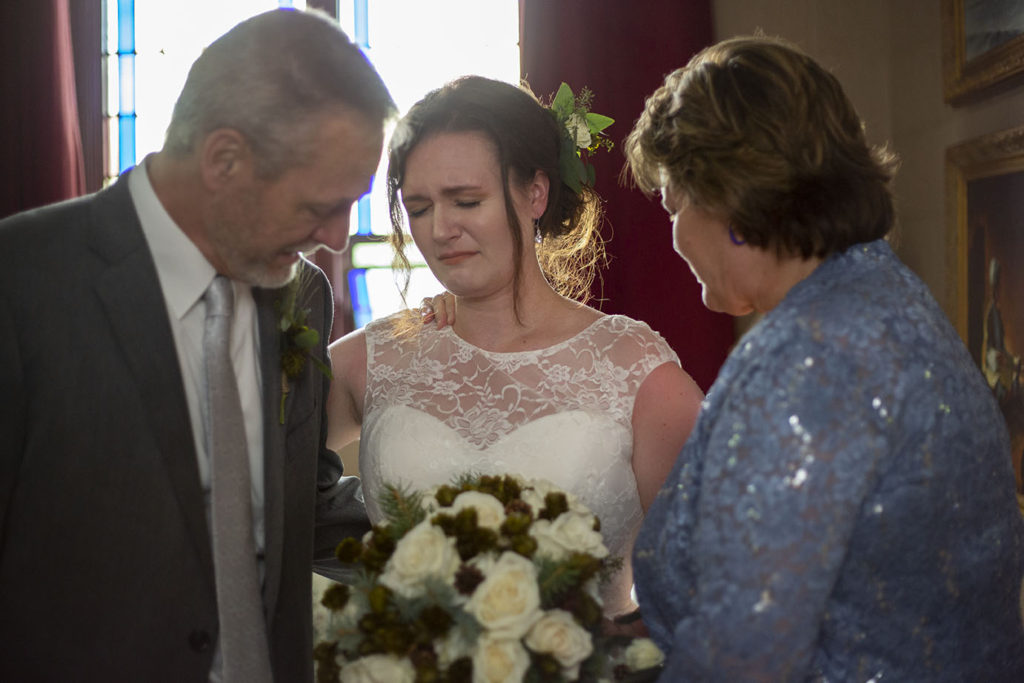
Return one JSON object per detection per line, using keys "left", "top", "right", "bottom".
{"left": 526, "top": 170, "right": 550, "bottom": 220}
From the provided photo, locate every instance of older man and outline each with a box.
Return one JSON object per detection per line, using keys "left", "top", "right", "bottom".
{"left": 0, "top": 9, "right": 395, "bottom": 681}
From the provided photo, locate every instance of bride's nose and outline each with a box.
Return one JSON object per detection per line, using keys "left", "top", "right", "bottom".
{"left": 432, "top": 205, "right": 461, "bottom": 242}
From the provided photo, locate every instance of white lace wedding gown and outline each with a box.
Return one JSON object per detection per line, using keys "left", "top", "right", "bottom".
{"left": 359, "top": 313, "right": 680, "bottom": 616}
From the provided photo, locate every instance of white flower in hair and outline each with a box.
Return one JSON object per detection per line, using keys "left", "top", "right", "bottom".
{"left": 565, "top": 112, "right": 592, "bottom": 149}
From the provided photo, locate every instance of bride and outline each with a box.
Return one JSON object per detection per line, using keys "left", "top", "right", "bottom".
{"left": 325, "top": 76, "right": 703, "bottom": 618}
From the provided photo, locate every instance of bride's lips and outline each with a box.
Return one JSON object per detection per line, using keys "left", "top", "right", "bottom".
{"left": 438, "top": 251, "right": 476, "bottom": 265}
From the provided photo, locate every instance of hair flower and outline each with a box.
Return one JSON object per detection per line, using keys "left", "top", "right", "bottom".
{"left": 547, "top": 82, "right": 614, "bottom": 195}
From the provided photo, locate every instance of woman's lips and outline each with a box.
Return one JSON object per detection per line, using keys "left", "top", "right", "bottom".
{"left": 439, "top": 251, "right": 475, "bottom": 265}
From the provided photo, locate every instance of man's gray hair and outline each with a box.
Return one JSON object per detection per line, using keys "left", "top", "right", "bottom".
{"left": 163, "top": 8, "right": 396, "bottom": 178}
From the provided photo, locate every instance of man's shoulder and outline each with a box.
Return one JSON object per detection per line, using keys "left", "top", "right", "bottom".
{"left": 0, "top": 193, "right": 93, "bottom": 242}
{"left": 0, "top": 179, "right": 131, "bottom": 257}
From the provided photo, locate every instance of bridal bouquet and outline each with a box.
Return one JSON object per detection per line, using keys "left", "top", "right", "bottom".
{"left": 314, "top": 473, "right": 664, "bottom": 683}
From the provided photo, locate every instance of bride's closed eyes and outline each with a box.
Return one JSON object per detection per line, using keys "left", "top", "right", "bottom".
{"left": 404, "top": 197, "right": 485, "bottom": 219}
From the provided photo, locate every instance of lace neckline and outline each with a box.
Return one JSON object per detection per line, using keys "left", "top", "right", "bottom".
{"left": 439, "top": 314, "right": 612, "bottom": 359}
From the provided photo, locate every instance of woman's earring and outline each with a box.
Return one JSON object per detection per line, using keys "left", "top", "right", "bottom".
{"left": 534, "top": 218, "right": 542, "bottom": 244}
{"left": 728, "top": 225, "right": 746, "bottom": 246}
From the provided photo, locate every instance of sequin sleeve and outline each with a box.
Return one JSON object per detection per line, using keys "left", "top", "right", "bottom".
{"left": 659, "top": 337, "right": 888, "bottom": 679}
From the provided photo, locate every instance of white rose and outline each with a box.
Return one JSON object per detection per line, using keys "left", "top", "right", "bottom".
{"left": 340, "top": 654, "right": 416, "bottom": 683}
{"left": 524, "top": 609, "right": 593, "bottom": 675}
{"left": 379, "top": 520, "right": 460, "bottom": 598}
{"left": 521, "top": 478, "right": 591, "bottom": 517}
{"left": 472, "top": 635, "right": 531, "bottom": 683}
{"left": 450, "top": 490, "right": 506, "bottom": 531}
{"left": 624, "top": 638, "right": 665, "bottom": 670}
{"left": 565, "top": 113, "right": 592, "bottom": 149}
{"left": 464, "top": 551, "right": 542, "bottom": 639}
{"left": 529, "top": 512, "right": 608, "bottom": 562}
{"left": 420, "top": 486, "right": 441, "bottom": 515}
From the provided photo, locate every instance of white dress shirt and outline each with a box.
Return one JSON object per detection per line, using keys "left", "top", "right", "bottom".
{"left": 127, "top": 158, "right": 267, "bottom": 559}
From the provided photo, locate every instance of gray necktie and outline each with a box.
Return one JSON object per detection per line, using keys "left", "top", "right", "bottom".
{"left": 204, "top": 275, "right": 273, "bottom": 683}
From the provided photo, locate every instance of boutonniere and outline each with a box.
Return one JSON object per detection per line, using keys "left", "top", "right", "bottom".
{"left": 547, "top": 82, "right": 615, "bottom": 196}
{"left": 277, "top": 268, "right": 333, "bottom": 424}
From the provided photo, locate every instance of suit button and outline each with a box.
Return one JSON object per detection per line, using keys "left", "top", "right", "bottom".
{"left": 189, "top": 629, "right": 212, "bottom": 652}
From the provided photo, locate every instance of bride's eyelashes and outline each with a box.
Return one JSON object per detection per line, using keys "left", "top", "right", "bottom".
{"left": 405, "top": 198, "right": 483, "bottom": 219}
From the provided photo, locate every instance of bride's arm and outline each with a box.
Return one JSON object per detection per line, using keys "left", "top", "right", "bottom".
{"left": 326, "top": 328, "right": 368, "bottom": 452}
{"left": 631, "top": 362, "right": 704, "bottom": 513}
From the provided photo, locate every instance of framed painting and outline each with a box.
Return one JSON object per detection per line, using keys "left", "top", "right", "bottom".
{"left": 946, "top": 124, "right": 1024, "bottom": 509}
{"left": 943, "top": 0, "right": 1024, "bottom": 104}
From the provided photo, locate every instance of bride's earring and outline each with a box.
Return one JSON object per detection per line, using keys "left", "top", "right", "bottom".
{"left": 728, "top": 224, "right": 746, "bottom": 246}
{"left": 534, "top": 218, "right": 542, "bottom": 244}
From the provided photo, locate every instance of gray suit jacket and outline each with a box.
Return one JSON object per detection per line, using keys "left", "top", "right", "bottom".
{"left": 0, "top": 171, "right": 370, "bottom": 681}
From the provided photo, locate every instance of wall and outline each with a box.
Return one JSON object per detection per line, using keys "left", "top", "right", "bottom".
{"left": 713, "top": 0, "right": 1024, "bottom": 320}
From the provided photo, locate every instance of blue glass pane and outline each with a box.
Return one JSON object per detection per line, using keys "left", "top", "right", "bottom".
{"left": 354, "top": 0, "right": 368, "bottom": 47}
{"left": 117, "top": 0, "right": 135, "bottom": 53}
{"left": 119, "top": 114, "right": 136, "bottom": 173}
{"left": 278, "top": 0, "right": 294, "bottom": 6}
{"left": 357, "top": 195, "right": 372, "bottom": 235}
{"left": 348, "top": 269, "right": 372, "bottom": 329}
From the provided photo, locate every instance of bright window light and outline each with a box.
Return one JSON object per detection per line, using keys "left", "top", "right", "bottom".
{"left": 104, "top": 0, "right": 520, "bottom": 327}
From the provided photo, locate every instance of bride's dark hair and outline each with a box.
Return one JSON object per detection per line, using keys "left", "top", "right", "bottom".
{"left": 386, "top": 75, "right": 605, "bottom": 313}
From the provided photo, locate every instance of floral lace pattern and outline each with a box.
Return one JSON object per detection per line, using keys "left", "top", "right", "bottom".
{"left": 360, "top": 314, "right": 679, "bottom": 616}
{"left": 633, "top": 240, "right": 1024, "bottom": 680}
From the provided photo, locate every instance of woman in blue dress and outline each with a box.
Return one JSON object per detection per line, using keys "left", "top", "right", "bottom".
{"left": 624, "top": 36, "right": 1024, "bottom": 681}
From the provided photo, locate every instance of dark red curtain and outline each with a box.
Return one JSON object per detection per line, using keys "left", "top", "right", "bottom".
{"left": 0, "top": 0, "right": 87, "bottom": 219}
{"left": 520, "top": 0, "right": 732, "bottom": 392}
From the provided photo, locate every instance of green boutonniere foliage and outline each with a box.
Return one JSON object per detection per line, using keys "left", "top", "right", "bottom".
{"left": 277, "top": 267, "right": 332, "bottom": 424}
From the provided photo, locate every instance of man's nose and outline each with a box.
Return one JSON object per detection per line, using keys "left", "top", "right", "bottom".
{"left": 312, "top": 211, "right": 351, "bottom": 253}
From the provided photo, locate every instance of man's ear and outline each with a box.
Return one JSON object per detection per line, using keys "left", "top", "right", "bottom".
{"left": 528, "top": 170, "right": 550, "bottom": 219}
{"left": 199, "top": 128, "right": 251, "bottom": 189}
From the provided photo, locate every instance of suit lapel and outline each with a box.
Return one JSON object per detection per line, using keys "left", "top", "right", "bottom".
{"left": 89, "top": 174, "right": 213, "bottom": 580}
{"left": 255, "top": 285, "right": 286, "bottom": 621}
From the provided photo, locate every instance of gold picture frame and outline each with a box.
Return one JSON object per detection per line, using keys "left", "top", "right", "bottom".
{"left": 946, "top": 124, "right": 1024, "bottom": 508}
{"left": 942, "top": 0, "right": 1024, "bottom": 104}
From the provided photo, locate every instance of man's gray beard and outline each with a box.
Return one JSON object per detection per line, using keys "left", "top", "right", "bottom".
{"left": 239, "top": 257, "right": 299, "bottom": 290}
{"left": 214, "top": 239, "right": 300, "bottom": 290}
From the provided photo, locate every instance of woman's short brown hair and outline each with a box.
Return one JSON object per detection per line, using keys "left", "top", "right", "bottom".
{"left": 624, "top": 36, "right": 898, "bottom": 258}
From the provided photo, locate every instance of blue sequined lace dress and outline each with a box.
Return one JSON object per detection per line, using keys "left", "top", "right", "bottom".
{"left": 633, "top": 240, "right": 1024, "bottom": 681}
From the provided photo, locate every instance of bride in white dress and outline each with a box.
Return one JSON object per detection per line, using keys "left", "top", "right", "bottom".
{"left": 325, "top": 76, "right": 703, "bottom": 619}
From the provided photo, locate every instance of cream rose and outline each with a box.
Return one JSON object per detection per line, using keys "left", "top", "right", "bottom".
{"left": 339, "top": 653, "right": 415, "bottom": 683}
{"left": 464, "top": 551, "right": 542, "bottom": 638}
{"left": 471, "top": 635, "right": 531, "bottom": 683}
{"left": 450, "top": 490, "right": 506, "bottom": 531}
{"left": 624, "top": 638, "right": 665, "bottom": 670}
{"left": 520, "top": 478, "right": 591, "bottom": 517}
{"left": 420, "top": 486, "right": 441, "bottom": 515}
{"left": 529, "top": 512, "right": 608, "bottom": 561}
{"left": 379, "top": 520, "right": 460, "bottom": 598}
{"left": 524, "top": 608, "right": 593, "bottom": 676}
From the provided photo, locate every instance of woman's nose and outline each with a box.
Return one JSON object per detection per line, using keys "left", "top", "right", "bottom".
{"left": 432, "top": 206, "right": 460, "bottom": 241}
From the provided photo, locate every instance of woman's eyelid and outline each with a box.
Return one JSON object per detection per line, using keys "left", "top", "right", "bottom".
{"left": 404, "top": 200, "right": 431, "bottom": 218}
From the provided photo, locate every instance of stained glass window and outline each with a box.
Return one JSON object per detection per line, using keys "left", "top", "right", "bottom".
{"left": 104, "top": 0, "right": 520, "bottom": 328}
